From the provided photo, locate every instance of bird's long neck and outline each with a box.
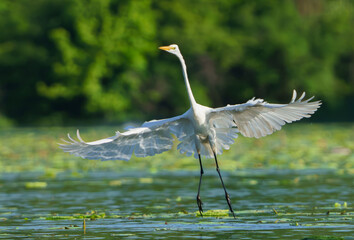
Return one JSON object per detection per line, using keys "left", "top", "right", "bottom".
{"left": 178, "top": 54, "right": 197, "bottom": 107}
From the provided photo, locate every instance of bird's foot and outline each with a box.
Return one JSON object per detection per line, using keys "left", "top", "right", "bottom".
{"left": 225, "top": 193, "right": 236, "bottom": 219}
{"left": 196, "top": 195, "right": 203, "bottom": 216}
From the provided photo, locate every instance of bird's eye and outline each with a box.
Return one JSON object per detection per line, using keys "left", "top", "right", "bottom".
{"left": 171, "top": 47, "right": 176, "bottom": 50}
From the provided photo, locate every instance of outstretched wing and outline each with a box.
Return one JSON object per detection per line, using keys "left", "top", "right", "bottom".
{"left": 59, "top": 111, "right": 193, "bottom": 161}
{"left": 209, "top": 90, "right": 321, "bottom": 139}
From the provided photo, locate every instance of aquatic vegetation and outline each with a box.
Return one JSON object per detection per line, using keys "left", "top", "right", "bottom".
{"left": 0, "top": 124, "right": 353, "bottom": 174}
{"left": 302, "top": 236, "right": 345, "bottom": 240}
{"left": 139, "top": 177, "right": 154, "bottom": 184}
{"left": 25, "top": 182, "right": 47, "bottom": 189}
{"left": 334, "top": 202, "right": 348, "bottom": 208}
{"left": 45, "top": 211, "right": 107, "bottom": 220}
{"left": 195, "top": 209, "right": 230, "bottom": 217}
{"left": 0, "top": 124, "right": 352, "bottom": 239}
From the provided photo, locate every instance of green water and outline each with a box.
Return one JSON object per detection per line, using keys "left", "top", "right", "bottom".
{"left": 0, "top": 124, "right": 353, "bottom": 239}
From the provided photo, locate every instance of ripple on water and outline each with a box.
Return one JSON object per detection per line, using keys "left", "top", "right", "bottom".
{"left": 0, "top": 169, "right": 352, "bottom": 239}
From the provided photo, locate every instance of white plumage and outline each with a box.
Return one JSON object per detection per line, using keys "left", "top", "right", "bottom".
{"left": 60, "top": 45, "right": 321, "bottom": 162}
{"left": 60, "top": 89, "right": 320, "bottom": 161}
{"left": 59, "top": 44, "right": 321, "bottom": 217}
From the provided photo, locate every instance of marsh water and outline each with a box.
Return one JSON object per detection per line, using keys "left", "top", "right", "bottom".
{"left": 0, "top": 125, "right": 353, "bottom": 239}
{"left": 0, "top": 169, "right": 353, "bottom": 239}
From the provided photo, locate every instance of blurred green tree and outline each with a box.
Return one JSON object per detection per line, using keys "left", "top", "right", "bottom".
{"left": 0, "top": 0, "right": 73, "bottom": 124}
{"left": 0, "top": 0, "right": 353, "bottom": 125}
{"left": 0, "top": 0, "right": 157, "bottom": 124}
{"left": 155, "top": 0, "right": 354, "bottom": 107}
{"left": 40, "top": 0, "right": 157, "bottom": 122}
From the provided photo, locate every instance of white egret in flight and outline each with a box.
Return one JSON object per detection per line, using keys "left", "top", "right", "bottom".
{"left": 60, "top": 44, "right": 321, "bottom": 217}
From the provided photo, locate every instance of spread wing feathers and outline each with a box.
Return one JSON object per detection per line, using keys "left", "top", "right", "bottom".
{"left": 59, "top": 112, "right": 194, "bottom": 161}
{"left": 209, "top": 112, "right": 239, "bottom": 156}
{"left": 210, "top": 90, "right": 321, "bottom": 139}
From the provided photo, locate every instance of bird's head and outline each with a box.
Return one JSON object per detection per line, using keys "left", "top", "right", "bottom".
{"left": 159, "top": 44, "right": 181, "bottom": 56}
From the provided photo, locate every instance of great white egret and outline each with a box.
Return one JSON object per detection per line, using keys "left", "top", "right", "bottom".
{"left": 60, "top": 44, "right": 321, "bottom": 217}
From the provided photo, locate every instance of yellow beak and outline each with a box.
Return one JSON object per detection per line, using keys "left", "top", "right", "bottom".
{"left": 159, "top": 46, "right": 172, "bottom": 51}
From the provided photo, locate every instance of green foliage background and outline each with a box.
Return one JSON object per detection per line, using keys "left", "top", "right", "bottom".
{"left": 0, "top": 0, "right": 353, "bottom": 126}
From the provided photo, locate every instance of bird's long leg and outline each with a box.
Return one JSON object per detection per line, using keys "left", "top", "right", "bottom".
{"left": 213, "top": 151, "right": 236, "bottom": 218}
{"left": 196, "top": 154, "right": 204, "bottom": 216}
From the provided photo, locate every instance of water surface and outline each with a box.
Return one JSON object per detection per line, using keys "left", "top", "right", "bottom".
{"left": 0, "top": 169, "right": 352, "bottom": 239}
